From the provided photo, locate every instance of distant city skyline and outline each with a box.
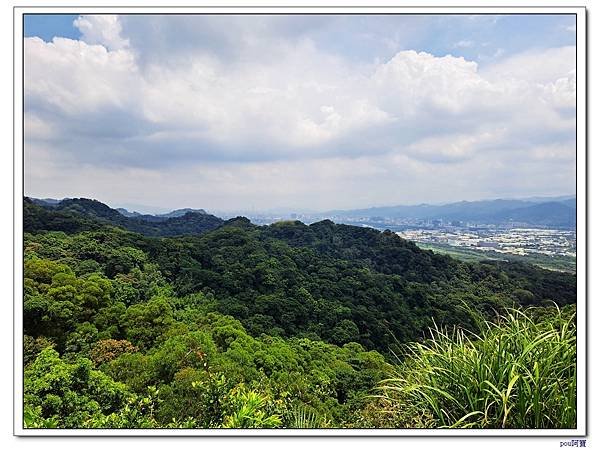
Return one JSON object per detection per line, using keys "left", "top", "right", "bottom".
{"left": 24, "top": 14, "right": 576, "bottom": 211}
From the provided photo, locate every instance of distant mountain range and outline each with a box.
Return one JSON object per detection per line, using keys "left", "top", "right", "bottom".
{"left": 324, "top": 196, "right": 576, "bottom": 229}
{"left": 28, "top": 194, "right": 577, "bottom": 232}
{"left": 115, "top": 207, "right": 209, "bottom": 219}
{"left": 26, "top": 197, "right": 224, "bottom": 237}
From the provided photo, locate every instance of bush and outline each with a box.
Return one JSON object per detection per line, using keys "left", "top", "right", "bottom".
{"left": 374, "top": 305, "right": 576, "bottom": 428}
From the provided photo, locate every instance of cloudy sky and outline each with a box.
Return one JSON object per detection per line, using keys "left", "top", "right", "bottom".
{"left": 24, "top": 14, "right": 576, "bottom": 213}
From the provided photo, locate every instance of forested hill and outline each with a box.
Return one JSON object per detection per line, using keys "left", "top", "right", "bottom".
{"left": 25, "top": 197, "right": 224, "bottom": 237}
{"left": 24, "top": 198, "right": 576, "bottom": 355}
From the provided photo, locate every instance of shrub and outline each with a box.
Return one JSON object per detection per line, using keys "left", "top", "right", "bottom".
{"left": 374, "top": 305, "right": 576, "bottom": 429}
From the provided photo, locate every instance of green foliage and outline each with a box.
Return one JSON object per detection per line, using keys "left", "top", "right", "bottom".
{"left": 24, "top": 258, "right": 113, "bottom": 348}
{"left": 222, "top": 386, "right": 282, "bottom": 428}
{"left": 22, "top": 199, "right": 577, "bottom": 429}
{"left": 23, "top": 335, "right": 55, "bottom": 366}
{"left": 373, "top": 306, "right": 576, "bottom": 429}
{"left": 94, "top": 312, "right": 390, "bottom": 428}
{"left": 90, "top": 339, "right": 138, "bottom": 365}
{"left": 156, "top": 369, "right": 230, "bottom": 427}
{"left": 287, "top": 404, "right": 322, "bottom": 428}
{"left": 87, "top": 387, "right": 163, "bottom": 428}
{"left": 24, "top": 348, "right": 130, "bottom": 428}
{"left": 25, "top": 197, "right": 224, "bottom": 237}
{"left": 122, "top": 297, "right": 174, "bottom": 350}
{"left": 23, "top": 405, "right": 59, "bottom": 428}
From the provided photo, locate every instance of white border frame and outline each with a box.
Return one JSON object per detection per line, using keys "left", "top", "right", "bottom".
{"left": 13, "top": 5, "right": 587, "bottom": 437}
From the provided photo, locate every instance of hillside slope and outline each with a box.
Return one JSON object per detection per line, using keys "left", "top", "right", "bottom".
{"left": 25, "top": 197, "right": 224, "bottom": 237}
{"left": 24, "top": 200, "right": 576, "bottom": 354}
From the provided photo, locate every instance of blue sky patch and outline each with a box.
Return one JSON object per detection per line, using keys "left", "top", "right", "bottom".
{"left": 24, "top": 14, "right": 81, "bottom": 42}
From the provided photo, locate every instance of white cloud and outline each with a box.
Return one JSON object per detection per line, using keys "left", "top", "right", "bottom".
{"left": 371, "top": 51, "right": 493, "bottom": 116}
{"left": 542, "top": 70, "right": 576, "bottom": 109}
{"left": 25, "top": 36, "right": 139, "bottom": 115}
{"left": 24, "top": 112, "right": 56, "bottom": 140}
{"left": 530, "top": 143, "right": 576, "bottom": 162}
{"left": 482, "top": 46, "right": 575, "bottom": 84}
{"left": 73, "top": 15, "right": 129, "bottom": 51}
{"left": 24, "top": 15, "right": 576, "bottom": 209}
{"left": 406, "top": 129, "right": 506, "bottom": 163}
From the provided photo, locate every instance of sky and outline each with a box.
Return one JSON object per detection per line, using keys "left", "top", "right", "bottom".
{"left": 23, "top": 14, "right": 576, "bottom": 213}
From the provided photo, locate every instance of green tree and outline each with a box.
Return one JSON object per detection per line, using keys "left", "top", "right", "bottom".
{"left": 24, "top": 348, "right": 130, "bottom": 428}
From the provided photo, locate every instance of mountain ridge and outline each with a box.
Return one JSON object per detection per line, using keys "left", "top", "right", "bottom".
{"left": 25, "top": 197, "right": 224, "bottom": 237}
{"left": 323, "top": 196, "right": 576, "bottom": 228}
{"left": 28, "top": 195, "right": 577, "bottom": 229}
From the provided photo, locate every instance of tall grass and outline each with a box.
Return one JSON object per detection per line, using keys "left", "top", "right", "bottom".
{"left": 287, "top": 405, "right": 324, "bottom": 428}
{"left": 376, "top": 305, "right": 576, "bottom": 429}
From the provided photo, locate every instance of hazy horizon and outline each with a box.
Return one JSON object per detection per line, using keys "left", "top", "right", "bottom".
{"left": 27, "top": 192, "right": 576, "bottom": 216}
{"left": 24, "top": 14, "right": 576, "bottom": 211}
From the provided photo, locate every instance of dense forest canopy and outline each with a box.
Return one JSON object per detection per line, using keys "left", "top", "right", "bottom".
{"left": 25, "top": 197, "right": 224, "bottom": 237}
{"left": 22, "top": 197, "right": 577, "bottom": 429}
